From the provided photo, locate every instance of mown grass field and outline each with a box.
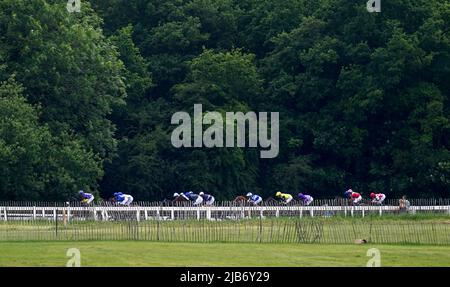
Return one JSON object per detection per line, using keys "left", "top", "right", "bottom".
{"left": 1, "top": 215, "right": 449, "bottom": 244}
{"left": 1, "top": 241, "right": 450, "bottom": 267}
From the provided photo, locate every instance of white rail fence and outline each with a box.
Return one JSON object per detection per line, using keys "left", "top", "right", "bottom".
{"left": 1, "top": 205, "right": 450, "bottom": 221}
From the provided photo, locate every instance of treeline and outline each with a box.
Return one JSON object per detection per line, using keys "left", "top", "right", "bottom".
{"left": 0, "top": 0, "right": 448, "bottom": 201}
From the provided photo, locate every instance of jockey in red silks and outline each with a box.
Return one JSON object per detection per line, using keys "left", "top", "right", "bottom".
{"left": 370, "top": 193, "right": 386, "bottom": 205}
{"left": 344, "top": 189, "right": 362, "bottom": 205}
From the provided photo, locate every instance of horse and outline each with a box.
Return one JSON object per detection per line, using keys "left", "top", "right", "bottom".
{"left": 233, "top": 196, "right": 248, "bottom": 206}
{"left": 172, "top": 195, "right": 190, "bottom": 206}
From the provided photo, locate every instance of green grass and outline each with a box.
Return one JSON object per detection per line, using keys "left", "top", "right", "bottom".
{"left": 0, "top": 241, "right": 450, "bottom": 266}
{"left": 1, "top": 216, "right": 449, "bottom": 244}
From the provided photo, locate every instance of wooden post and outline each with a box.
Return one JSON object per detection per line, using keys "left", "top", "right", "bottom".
{"left": 33, "top": 206, "right": 36, "bottom": 220}
{"left": 171, "top": 208, "right": 175, "bottom": 220}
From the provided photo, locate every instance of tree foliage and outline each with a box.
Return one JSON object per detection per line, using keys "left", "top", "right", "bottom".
{"left": 0, "top": 0, "right": 448, "bottom": 200}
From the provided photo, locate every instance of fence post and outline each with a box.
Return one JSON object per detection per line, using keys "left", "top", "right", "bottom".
{"left": 53, "top": 208, "right": 57, "bottom": 221}
{"left": 171, "top": 208, "right": 175, "bottom": 220}
{"left": 310, "top": 207, "right": 314, "bottom": 217}
{"left": 379, "top": 206, "right": 382, "bottom": 217}
{"left": 136, "top": 209, "right": 140, "bottom": 222}
{"left": 93, "top": 207, "right": 98, "bottom": 221}
{"left": 275, "top": 208, "right": 280, "bottom": 218}
{"left": 2, "top": 207, "right": 6, "bottom": 221}
{"left": 362, "top": 208, "right": 365, "bottom": 218}
{"left": 33, "top": 206, "right": 36, "bottom": 220}
{"left": 197, "top": 208, "right": 200, "bottom": 220}
{"left": 206, "top": 207, "right": 211, "bottom": 220}
{"left": 55, "top": 208, "right": 58, "bottom": 238}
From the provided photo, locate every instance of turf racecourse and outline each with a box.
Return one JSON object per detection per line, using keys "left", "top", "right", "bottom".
{"left": 1, "top": 241, "right": 450, "bottom": 267}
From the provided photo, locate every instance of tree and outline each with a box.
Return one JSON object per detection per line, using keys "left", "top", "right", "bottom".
{"left": 0, "top": 0, "right": 126, "bottom": 162}
{"left": 0, "top": 77, "right": 102, "bottom": 200}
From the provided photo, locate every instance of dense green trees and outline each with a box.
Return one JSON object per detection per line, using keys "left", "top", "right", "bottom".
{"left": 0, "top": 0, "right": 126, "bottom": 160}
{"left": 0, "top": 0, "right": 124, "bottom": 199}
{"left": 0, "top": 0, "right": 448, "bottom": 200}
{"left": 0, "top": 77, "right": 102, "bottom": 200}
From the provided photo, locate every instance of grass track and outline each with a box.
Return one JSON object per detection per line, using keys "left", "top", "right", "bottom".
{"left": 1, "top": 241, "right": 450, "bottom": 267}
{"left": 1, "top": 216, "right": 449, "bottom": 244}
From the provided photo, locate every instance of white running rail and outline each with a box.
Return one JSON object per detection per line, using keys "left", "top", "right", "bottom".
{"left": 1, "top": 205, "right": 449, "bottom": 221}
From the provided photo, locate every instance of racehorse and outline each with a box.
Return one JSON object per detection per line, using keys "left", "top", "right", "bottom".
{"left": 348, "top": 197, "right": 370, "bottom": 206}
{"left": 172, "top": 195, "right": 190, "bottom": 206}
{"left": 233, "top": 196, "right": 248, "bottom": 206}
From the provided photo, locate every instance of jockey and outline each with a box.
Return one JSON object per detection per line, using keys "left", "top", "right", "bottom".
{"left": 173, "top": 192, "right": 189, "bottom": 201}
{"left": 344, "top": 189, "right": 362, "bottom": 205}
{"left": 344, "top": 189, "right": 353, "bottom": 198}
{"left": 370, "top": 193, "right": 386, "bottom": 205}
{"left": 184, "top": 191, "right": 203, "bottom": 205}
{"left": 275, "top": 191, "right": 293, "bottom": 204}
{"left": 79, "top": 190, "right": 94, "bottom": 204}
{"left": 246, "top": 192, "right": 262, "bottom": 205}
{"left": 114, "top": 192, "right": 134, "bottom": 206}
{"left": 298, "top": 193, "right": 314, "bottom": 206}
{"left": 199, "top": 192, "right": 215, "bottom": 206}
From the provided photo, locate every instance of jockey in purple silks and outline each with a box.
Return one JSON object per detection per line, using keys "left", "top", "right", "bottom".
{"left": 79, "top": 190, "right": 94, "bottom": 204}
{"left": 298, "top": 193, "right": 313, "bottom": 206}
